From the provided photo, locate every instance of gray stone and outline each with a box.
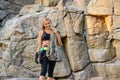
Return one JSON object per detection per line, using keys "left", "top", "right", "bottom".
{"left": 0, "top": 10, "right": 6, "bottom": 20}
{"left": 113, "top": 16, "right": 120, "bottom": 30}
{"left": 89, "top": 48, "right": 116, "bottom": 62}
{"left": 0, "top": 60, "right": 7, "bottom": 76}
{"left": 112, "top": 16, "right": 120, "bottom": 60}
{"left": 53, "top": 47, "right": 71, "bottom": 77}
{"left": 1, "top": 14, "right": 16, "bottom": 27}
{"left": 86, "top": 0, "right": 113, "bottom": 15}
{"left": 113, "top": 40, "right": 120, "bottom": 59}
{"left": 92, "top": 63, "right": 107, "bottom": 77}
{"left": 0, "top": 9, "right": 73, "bottom": 77}
{"left": 0, "top": 0, "right": 35, "bottom": 27}
{"left": 5, "top": 78, "right": 39, "bottom": 80}
{"left": 19, "top": 5, "right": 50, "bottom": 15}
{"left": 73, "top": 64, "right": 93, "bottom": 80}
{"left": 35, "top": 0, "right": 60, "bottom": 6}
{"left": 65, "top": 37, "right": 90, "bottom": 71}
{"left": 88, "top": 77, "right": 108, "bottom": 80}
{"left": 106, "top": 61, "right": 120, "bottom": 78}
{"left": 1, "top": 0, "right": 120, "bottom": 79}
{"left": 114, "top": 0, "right": 120, "bottom": 15}
{"left": 14, "top": 0, "right": 35, "bottom": 6}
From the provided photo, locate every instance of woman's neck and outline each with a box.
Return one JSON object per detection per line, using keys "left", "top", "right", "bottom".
{"left": 45, "top": 28, "right": 51, "bottom": 33}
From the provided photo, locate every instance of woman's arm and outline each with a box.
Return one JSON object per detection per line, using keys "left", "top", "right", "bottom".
{"left": 36, "top": 31, "right": 43, "bottom": 52}
{"left": 54, "top": 31, "right": 63, "bottom": 46}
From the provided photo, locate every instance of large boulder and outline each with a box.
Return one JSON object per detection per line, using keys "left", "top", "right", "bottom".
{"left": 89, "top": 48, "right": 115, "bottom": 62}
{"left": 0, "top": 0, "right": 35, "bottom": 27}
{"left": 86, "top": 0, "right": 113, "bottom": 15}
{"left": 92, "top": 60, "right": 120, "bottom": 79}
{"left": 114, "top": 0, "right": 120, "bottom": 15}
{"left": 113, "top": 40, "right": 120, "bottom": 59}
{"left": 0, "top": 10, "right": 6, "bottom": 20}
{"left": 0, "top": 7, "right": 75, "bottom": 78}
{"left": 73, "top": 64, "right": 93, "bottom": 80}
{"left": 35, "top": 0, "right": 60, "bottom": 6}
{"left": 1, "top": 0, "right": 120, "bottom": 80}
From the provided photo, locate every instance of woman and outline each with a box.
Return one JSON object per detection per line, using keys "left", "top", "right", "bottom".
{"left": 36, "top": 18, "right": 63, "bottom": 80}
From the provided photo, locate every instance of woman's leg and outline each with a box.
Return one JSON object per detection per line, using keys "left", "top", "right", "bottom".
{"left": 39, "top": 76, "right": 46, "bottom": 80}
{"left": 39, "top": 57, "right": 48, "bottom": 80}
{"left": 47, "top": 77, "right": 53, "bottom": 80}
{"left": 47, "top": 60, "right": 56, "bottom": 80}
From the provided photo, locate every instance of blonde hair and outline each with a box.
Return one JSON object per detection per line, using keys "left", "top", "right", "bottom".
{"left": 41, "top": 18, "right": 52, "bottom": 31}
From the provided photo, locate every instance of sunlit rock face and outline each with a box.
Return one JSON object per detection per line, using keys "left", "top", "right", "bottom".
{"left": 1, "top": 0, "right": 120, "bottom": 80}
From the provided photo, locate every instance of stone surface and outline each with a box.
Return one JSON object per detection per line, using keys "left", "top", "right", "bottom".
{"left": 53, "top": 47, "right": 71, "bottom": 77}
{"left": 0, "top": 9, "right": 73, "bottom": 78}
{"left": 63, "top": 11, "right": 89, "bottom": 72}
{"left": 89, "top": 48, "right": 116, "bottom": 62}
{"left": 92, "top": 63, "right": 107, "bottom": 77}
{"left": 114, "top": 0, "right": 120, "bottom": 15}
{"left": 85, "top": 16, "right": 110, "bottom": 48}
{"left": 0, "top": 0, "right": 35, "bottom": 27}
{"left": 5, "top": 78, "right": 39, "bottom": 80}
{"left": 74, "top": 0, "right": 91, "bottom": 10}
{"left": 85, "top": 16, "right": 108, "bottom": 35}
{"left": 0, "top": 60, "right": 7, "bottom": 76}
{"left": 91, "top": 60, "right": 120, "bottom": 78}
{"left": 65, "top": 38, "right": 90, "bottom": 72}
{"left": 1, "top": 14, "right": 16, "bottom": 27}
{"left": 14, "top": 0, "right": 35, "bottom": 6}
{"left": 113, "top": 16, "right": 120, "bottom": 30}
{"left": 86, "top": 0, "right": 113, "bottom": 15}
{"left": 112, "top": 15, "right": 120, "bottom": 47}
{"left": 105, "top": 16, "right": 112, "bottom": 32}
{"left": 74, "top": 71, "right": 87, "bottom": 80}
{"left": 35, "top": 0, "right": 60, "bottom": 6}
{"left": 0, "top": 14, "right": 42, "bottom": 77}
{"left": 1, "top": 0, "right": 120, "bottom": 80}
{"left": 74, "top": 0, "right": 84, "bottom": 10}
{"left": 19, "top": 5, "right": 50, "bottom": 15}
{"left": 106, "top": 62, "right": 120, "bottom": 78}
{"left": 88, "top": 77, "right": 120, "bottom": 80}
{"left": 88, "top": 77, "right": 107, "bottom": 80}
{"left": 73, "top": 64, "right": 93, "bottom": 80}
{"left": 113, "top": 31, "right": 120, "bottom": 40}
{"left": 7, "top": 65, "right": 35, "bottom": 77}
{"left": 113, "top": 40, "right": 120, "bottom": 59}
{"left": 0, "top": 10, "right": 6, "bottom": 20}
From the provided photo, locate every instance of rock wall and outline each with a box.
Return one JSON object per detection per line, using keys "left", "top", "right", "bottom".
{"left": 0, "top": 0, "right": 120, "bottom": 80}
{"left": 0, "top": 0, "right": 35, "bottom": 29}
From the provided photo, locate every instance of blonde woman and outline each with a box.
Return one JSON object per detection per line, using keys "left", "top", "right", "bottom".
{"left": 35, "top": 18, "right": 63, "bottom": 80}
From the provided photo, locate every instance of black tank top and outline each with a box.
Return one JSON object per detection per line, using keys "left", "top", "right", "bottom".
{"left": 42, "top": 31, "right": 50, "bottom": 41}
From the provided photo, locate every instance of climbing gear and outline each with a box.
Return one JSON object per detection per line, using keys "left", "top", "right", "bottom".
{"left": 46, "top": 31, "right": 62, "bottom": 62}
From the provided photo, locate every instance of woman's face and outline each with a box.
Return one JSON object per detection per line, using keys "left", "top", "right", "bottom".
{"left": 44, "top": 20, "right": 51, "bottom": 29}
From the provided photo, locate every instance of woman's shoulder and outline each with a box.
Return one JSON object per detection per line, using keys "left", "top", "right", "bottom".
{"left": 51, "top": 28, "right": 60, "bottom": 34}
{"left": 39, "top": 30, "right": 44, "bottom": 35}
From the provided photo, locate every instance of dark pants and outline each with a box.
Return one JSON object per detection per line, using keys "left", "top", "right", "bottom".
{"left": 40, "top": 55, "right": 56, "bottom": 78}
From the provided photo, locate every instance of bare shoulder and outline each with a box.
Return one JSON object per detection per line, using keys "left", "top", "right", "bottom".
{"left": 39, "top": 30, "right": 43, "bottom": 36}
{"left": 51, "top": 28, "right": 60, "bottom": 34}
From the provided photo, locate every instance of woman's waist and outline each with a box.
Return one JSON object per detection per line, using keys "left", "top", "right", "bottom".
{"left": 42, "top": 40, "right": 50, "bottom": 43}
{"left": 40, "top": 44, "right": 49, "bottom": 51}
{"left": 42, "top": 40, "right": 50, "bottom": 46}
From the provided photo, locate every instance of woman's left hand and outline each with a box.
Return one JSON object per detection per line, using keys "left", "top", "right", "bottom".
{"left": 51, "top": 28, "right": 57, "bottom": 34}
